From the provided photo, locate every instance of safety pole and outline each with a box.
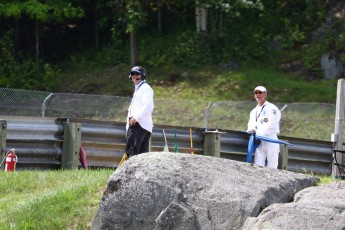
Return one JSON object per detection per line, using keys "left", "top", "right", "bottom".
{"left": 0, "top": 120, "right": 7, "bottom": 171}
{"left": 332, "top": 79, "right": 345, "bottom": 178}
{"left": 41, "top": 93, "right": 54, "bottom": 117}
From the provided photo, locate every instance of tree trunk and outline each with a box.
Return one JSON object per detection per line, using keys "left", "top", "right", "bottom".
{"left": 14, "top": 20, "right": 20, "bottom": 58}
{"left": 94, "top": 0, "right": 99, "bottom": 50}
{"left": 196, "top": 6, "right": 201, "bottom": 33}
{"left": 157, "top": 2, "right": 162, "bottom": 35}
{"left": 130, "top": 31, "right": 137, "bottom": 66}
{"left": 201, "top": 7, "right": 207, "bottom": 32}
{"left": 35, "top": 18, "right": 39, "bottom": 70}
{"left": 195, "top": 6, "right": 207, "bottom": 33}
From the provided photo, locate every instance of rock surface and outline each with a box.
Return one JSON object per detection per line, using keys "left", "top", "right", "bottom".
{"left": 92, "top": 152, "right": 319, "bottom": 230}
{"left": 242, "top": 181, "right": 345, "bottom": 230}
{"left": 320, "top": 52, "right": 344, "bottom": 80}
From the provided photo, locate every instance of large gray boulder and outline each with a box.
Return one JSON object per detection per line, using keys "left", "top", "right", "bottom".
{"left": 92, "top": 152, "right": 319, "bottom": 230}
{"left": 320, "top": 52, "right": 344, "bottom": 80}
{"left": 242, "top": 181, "right": 345, "bottom": 230}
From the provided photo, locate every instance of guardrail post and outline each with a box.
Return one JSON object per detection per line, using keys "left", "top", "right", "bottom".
{"left": 0, "top": 120, "right": 7, "bottom": 170}
{"left": 332, "top": 78, "right": 345, "bottom": 178}
{"left": 203, "top": 130, "right": 221, "bottom": 157}
{"left": 61, "top": 122, "right": 81, "bottom": 169}
{"left": 278, "top": 144, "right": 288, "bottom": 170}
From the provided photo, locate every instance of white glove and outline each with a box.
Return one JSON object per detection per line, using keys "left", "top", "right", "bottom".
{"left": 247, "top": 129, "right": 256, "bottom": 134}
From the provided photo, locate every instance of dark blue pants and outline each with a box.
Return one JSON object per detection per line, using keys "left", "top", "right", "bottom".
{"left": 126, "top": 122, "right": 151, "bottom": 157}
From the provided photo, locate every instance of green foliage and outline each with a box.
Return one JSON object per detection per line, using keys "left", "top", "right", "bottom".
{"left": 65, "top": 45, "right": 128, "bottom": 71}
{"left": 137, "top": 33, "right": 172, "bottom": 67}
{"left": 302, "top": 42, "right": 327, "bottom": 77}
{"left": 317, "top": 175, "right": 342, "bottom": 185}
{"left": 169, "top": 30, "right": 213, "bottom": 67}
{"left": 0, "top": 0, "right": 343, "bottom": 92}
{"left": 301, "top": 15, "right": 345, "bottom": 78}
{"left": 281, "top": 20, "right": 306, "bottom": 49}
{"left": 0, "top": 32, "right": 59, "bottom": 91}
{"left": 125, "top": 0, "right": 148, "bottom": 33}
{"left": 0, "top": 0, "right": 84, "bottom": 21}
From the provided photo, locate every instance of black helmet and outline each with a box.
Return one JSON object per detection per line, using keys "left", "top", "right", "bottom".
{"left": 128, "top": 66, "right": 147, "bottom": 80}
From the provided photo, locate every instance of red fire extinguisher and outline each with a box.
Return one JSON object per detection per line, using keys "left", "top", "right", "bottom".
{"left": 5, "top": 149, "right": 17, "bottom": 172}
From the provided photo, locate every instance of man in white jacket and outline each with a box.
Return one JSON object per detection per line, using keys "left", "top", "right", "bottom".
{"left": 247, "top": 86, "right": 281, "bottom": 168}
{"left": 125, "top": 66, "right": 154, "bottom": 158}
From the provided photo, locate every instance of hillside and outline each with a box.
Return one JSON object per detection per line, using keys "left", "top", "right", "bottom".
{"left": 57, "top": 62, "right": 338, "bottom": 104}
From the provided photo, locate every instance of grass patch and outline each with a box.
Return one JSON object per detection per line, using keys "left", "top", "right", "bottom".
{"left": 0, "top": 169, "right": 112, "bottom": 230}
{"left": 56, "top": 61, "right": 338, "bottom": 105}
{"left": 151, "top": 66, "right": 337, "bottom": 103}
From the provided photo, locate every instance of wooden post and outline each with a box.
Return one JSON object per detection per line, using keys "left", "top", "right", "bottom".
{"left": 278, "top": 144, "right": 288, "bottom": 170}
{"left": 332, "top": 79, "right": 345, "bottom": 178}
{"left": 61, "top": 122, "right": 81, "bottom": 169}
{"left": 0, "top": 120, "right": 7, "bottom": 171}
{"left": 203, "top": 130, "right": 222, "bottom": 157}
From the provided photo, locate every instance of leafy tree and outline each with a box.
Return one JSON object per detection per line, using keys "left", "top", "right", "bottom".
{"left": 0, "top": 0, "right": 84, "bottom": 67}
{"left": 0, "top": 0, "right": 84, "bottom": 90}
{"left": 107, "top": 0, "right": 194, "bottom": 66}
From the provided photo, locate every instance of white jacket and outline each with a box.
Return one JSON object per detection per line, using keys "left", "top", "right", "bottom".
{"left": 247, "top": 101, "right": 281, "bottom": 138}
{"left": 127, "top": 80, "right": 154, "bottom": 133}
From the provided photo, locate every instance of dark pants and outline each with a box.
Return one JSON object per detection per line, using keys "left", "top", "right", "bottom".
{"left": 126, "top": 122, "right": 151, "bottom": 157}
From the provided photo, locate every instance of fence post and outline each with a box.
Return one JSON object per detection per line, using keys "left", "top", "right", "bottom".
{"left": 332, "top": 79, "right": 345, "bottom": 178}
{"left": 278, "top": 144, "right": 288, "bottom": 170}
{"left": 61, "top": 122, "right": 81, "bottom": 169}
{"left": 203, "top": 130, "right": 222, "bottom": 157}
{"left": 0, "top": 120, "right": 7, "bottom": 170}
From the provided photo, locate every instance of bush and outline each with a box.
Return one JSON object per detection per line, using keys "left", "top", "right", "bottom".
{"left": 0, "top": 32, "right": 60, "bottom": 91}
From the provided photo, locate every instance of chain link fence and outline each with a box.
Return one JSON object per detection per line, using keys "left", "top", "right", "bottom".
{"left": 0, "top": 88, "right": 336, "bottom": 141}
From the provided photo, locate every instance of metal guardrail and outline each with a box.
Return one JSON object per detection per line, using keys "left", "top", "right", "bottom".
{"left": 73, "top": 119, "right": 333, "bottom": 174}
{"left": 220, "top": 130, "right": 333, "bottom": 175}
{"left": 282, "top": 137, "right": 333, "bottom": 175}
{"left": 71, "top": 119, "right": 205, "bottom": 168}
{"left": 2, "top": 116, "right": 65, "bottom": 170}
{"left": 150, "top": 125, "right": 204, "bottom": 155}
{"left": 0, "top": 116, "right": 334, "bottom": 175}
{"left": 73, "top": 119, "right": 126, "bottom": 168}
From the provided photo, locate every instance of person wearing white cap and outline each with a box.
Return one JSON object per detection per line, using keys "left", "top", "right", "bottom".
{"left": 124, "top": 66, "right": 154, "bottom": 159}
{"left": 247, "top": 86, "right": 281, "bottom": 168}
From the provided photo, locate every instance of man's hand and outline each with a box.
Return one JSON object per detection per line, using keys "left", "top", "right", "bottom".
{"left": 129, "top": 117, "right": 137, "bottom": 126}
{"left": 247, "top": 129, "right": 256, "bottom": 134}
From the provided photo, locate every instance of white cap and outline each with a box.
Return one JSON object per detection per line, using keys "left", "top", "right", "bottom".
{"left": 253, "top": 86, "right": 267, "bottom": 92}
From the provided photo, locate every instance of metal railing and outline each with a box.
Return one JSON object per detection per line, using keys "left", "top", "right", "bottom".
{"left": 0, "top": 116, "right": 334, "bottom": 174}
{"left": 0, "top": 88, "right": 337, "bottom": 141}
{"left": 217, "top": 130, "right": 332, "bottom": 175}
{"left": 2, "top": 116, "right": 65, "bottom": 170}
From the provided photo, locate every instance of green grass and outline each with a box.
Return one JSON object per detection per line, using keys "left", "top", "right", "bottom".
{"left": 0, "top": 169, "right": 112, "bottom": 230}
{"left": 57, "top": 62, "right": 338, "bottom": 104}
{"left": 0, "top": 170, "right": 340, "bottom": 229}
{"left": 151, "top": 67, "right": 337, "bottom": 103}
